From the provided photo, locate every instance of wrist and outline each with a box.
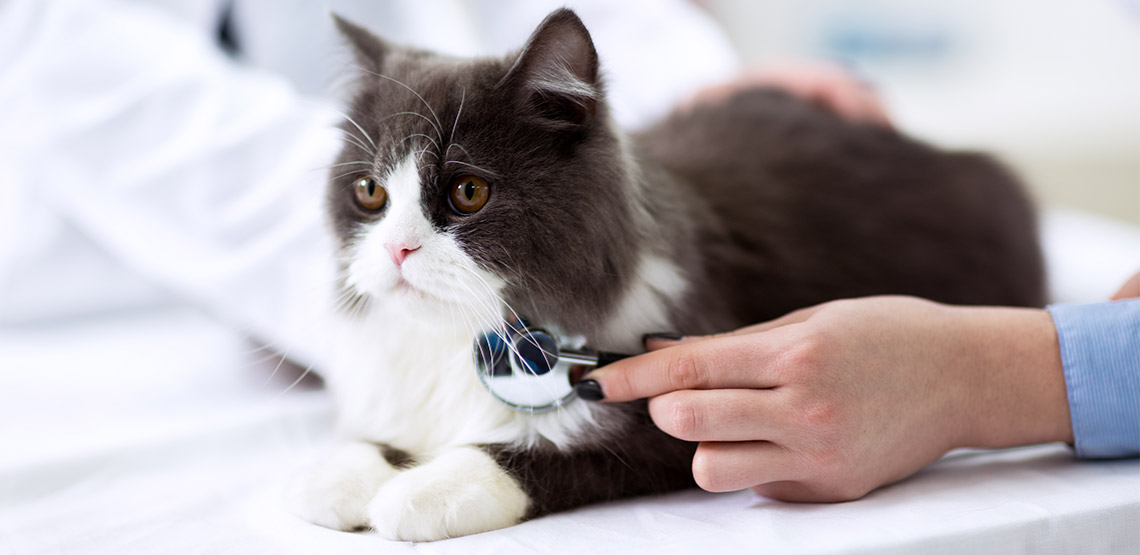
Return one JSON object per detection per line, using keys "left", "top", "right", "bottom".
{"left": 954, "top": 306, "right": 1073, "bottom": 450}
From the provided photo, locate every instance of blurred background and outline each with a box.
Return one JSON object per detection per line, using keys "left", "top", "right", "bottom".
{"left": 703, "top": 0, "right": 1140, "bottom": 225}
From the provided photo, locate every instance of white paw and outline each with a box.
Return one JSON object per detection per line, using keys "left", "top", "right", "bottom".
{"left": 367, "top": 447, "right": 529, "bottom": 541}
{"left": 287, "top": 441, "right": 401, "bottom": 531}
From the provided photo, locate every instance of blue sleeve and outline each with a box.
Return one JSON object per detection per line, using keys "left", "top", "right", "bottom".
{"left": 1046, "top": 299, "right": 1140, "bottom": 459}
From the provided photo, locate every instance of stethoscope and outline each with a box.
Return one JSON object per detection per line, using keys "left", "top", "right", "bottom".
{"left": 473, "top": 319, "right": 630, "bottom": 412}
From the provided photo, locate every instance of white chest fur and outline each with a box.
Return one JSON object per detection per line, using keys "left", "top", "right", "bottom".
{"left": 322, "top": 301, "right": 612, "bottom": 453}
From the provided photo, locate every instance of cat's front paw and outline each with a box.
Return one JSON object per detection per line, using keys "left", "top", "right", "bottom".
{"left": 367, "top": 447, "right": 529, "bottom": 541}
{"left": 287, "top": 441, "right": 400, "bottom": 531}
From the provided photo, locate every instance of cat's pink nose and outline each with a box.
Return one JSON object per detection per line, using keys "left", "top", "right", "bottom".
{"left": 385, "top": 242, "right": 420, "bottom": 267}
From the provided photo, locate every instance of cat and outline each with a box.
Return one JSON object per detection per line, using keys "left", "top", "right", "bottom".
{"left": 289, "top": 8, "right": 1045, "bottom": 541}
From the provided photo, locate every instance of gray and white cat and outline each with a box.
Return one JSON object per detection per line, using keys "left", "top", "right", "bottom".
{"left": 290, "top": 9, "right": 1045, "bottom": 541}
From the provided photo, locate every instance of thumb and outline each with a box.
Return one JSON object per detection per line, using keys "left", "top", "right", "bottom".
{"left": 642, "top": 303, "right": 827, "bottom": 351}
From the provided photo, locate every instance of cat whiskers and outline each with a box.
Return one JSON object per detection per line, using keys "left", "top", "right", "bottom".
{"left": 325, "top": 162, "right": 376, "bottom": 184}
{"left": 339, "top": 112, "right": 378, "bottom": 152}
{"left": 400, "top": 132, "right": 440, "bottom": 150}
{"left": 465, "top": 271, "right": 576, "bottom": 413}
{"left": 275, "top": 361, "right": 317, "bottom": 398}
{"left": 449, "top": 277, "right": 537, "bottom": 379}
{"left": 418, "top": 143, "right": 437, "bottom": 162}
{"left": 443, "top": 143, "right": 501, "bottom": 178}
{"left": 266, "top": 274, "right": 371, "bottom": 395}
{"left": 333, "top": 257, "right": 373, "bottom": 319}
{"left": 246, "top": 348, "right": 296, "bottom": 367}
{"left": 449, "top": 87, "right": 466, "bottom": 143}
{"left": 449, "top": 276, "right": 512, "bottom": 346}
{"left": 444, "top": 142, "right": 473, "bottom": 159}
{"left": 354, "top": 65, "right": 445, "bottom": 145}
{"left": 268, "top": 282, "right": 363, "bottom": 392}
{"left": 339, "top": 140, "right": 373, "bottom": 159}
{"left": 342, "top": 294, "right": 372, "bottom": 319}
{"left": 325, "top": 160, "right": 375, "bottom": 170}
{"left": 444, "top": 159, "right": 500, "bottom": 176}
{"left": 215, "top": 261, "right": 352, "bottom": 396}
{"left": 392, "top": 129, "right": 442, "bottom": 174}
{"left": 337, "top": 129, "right": 376, "bottom": 158}
{"left": 374, "top": 111, "right": 443, "bottom": 140}
{"left": 263, "top": 345, "right": 295, "bottom": 387}
{"left": 332, "top": 284, "right": 370, "bottom": 318}
{"left": 453, "top": 269, "right": 567, "bottom": 405}
{"left": 459, "top": 266, "right": 533, "bottom": 341}
{"left": 449, "top": 293, "right": 482, "bottom": 343}
{"left": 439, "top": 280, "right": 497, "bottom": 376}
{"left": 492, "top": 245, "right": 529, "bottom": 288}
{"left": 330, "top": 170, "right": 371, "bottom": 184}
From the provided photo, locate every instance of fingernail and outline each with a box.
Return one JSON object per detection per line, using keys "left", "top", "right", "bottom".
{"left": 575, "top": 379, "right": 605, "bottom": 401}
{"left": 642, "top": 332, "right": 683, "bottom": 345}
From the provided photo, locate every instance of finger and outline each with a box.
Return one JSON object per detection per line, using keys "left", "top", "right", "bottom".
{"left": 816, "top": 84, "right": 867, "bottom": 122}
{"left": 582, "top": 331, "right": 791, "bottom": 402}
{"left": 846, "top": 87, "right": 893, "bottom": 128}
{"left": 649, "top": 389, "right": 786, "bottom": 442}
{"left": 692, "top": 441, "right": 799, "bottom": 493}
{"left": 1111, "top": 270, "right": 1140, "bottom": 300}
{"left": 858, "top": 91, "right": 893, "bottom": 128}
{"left": 643, "top": 303, "right": 825, "bottom": 352}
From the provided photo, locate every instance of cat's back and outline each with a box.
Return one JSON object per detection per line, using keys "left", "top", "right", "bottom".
{"left": 634, "top": 88, "right": 1046, "bottom": 327}
{"left": 638, "top": 88, "right": 1015, "bottom": 206}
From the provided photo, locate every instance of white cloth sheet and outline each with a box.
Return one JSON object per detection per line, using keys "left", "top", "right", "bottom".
{"left": 1, "top": 0, "right": 1138, "bottom": 553}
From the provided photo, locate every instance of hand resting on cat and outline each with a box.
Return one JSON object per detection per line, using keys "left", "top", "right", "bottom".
{"left": 682, "top": 62, "right": 892, "bottom": 128}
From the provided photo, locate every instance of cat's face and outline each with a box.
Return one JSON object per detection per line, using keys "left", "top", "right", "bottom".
{"left": 327, "top": 11, "right": 640, "bottom": 337}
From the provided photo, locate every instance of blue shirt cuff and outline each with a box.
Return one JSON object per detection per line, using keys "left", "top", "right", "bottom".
{"left": 1047, "top": 299, "right": 1140, "bottom": 459}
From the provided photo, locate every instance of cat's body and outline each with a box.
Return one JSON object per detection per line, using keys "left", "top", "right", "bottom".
{"left": 637, "top": 88, "right": 1044, "bottom": 329}
{"left": 291, "top": 10, "right": 1045, "bottom": 541}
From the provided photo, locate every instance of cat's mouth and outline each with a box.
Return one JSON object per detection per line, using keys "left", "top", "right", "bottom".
{"left": 391, "top": 275, "right": 445, "bottom": 304}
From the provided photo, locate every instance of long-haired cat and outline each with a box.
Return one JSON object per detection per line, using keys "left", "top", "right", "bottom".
{"left": 289, "top": 9, "right": 1045, "bottom": 541}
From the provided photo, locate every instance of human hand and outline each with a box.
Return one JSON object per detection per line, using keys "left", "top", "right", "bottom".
{"left": 1111, "top": 270, "right": 1140, "bottom": 300}
{"left": 579, "top": 296, "right": 1071, "bottom": 502}
{"left": 683, "top": 62, "right": 892, "bottom": 127}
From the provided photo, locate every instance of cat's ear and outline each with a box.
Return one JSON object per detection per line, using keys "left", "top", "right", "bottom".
{"left": 332, "top": 13, "right": 390, "bottom": 74}
{"left": 503, "top": 9, "right": 600, "bottom": 127}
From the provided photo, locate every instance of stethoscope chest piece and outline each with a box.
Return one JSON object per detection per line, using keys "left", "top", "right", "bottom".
{"left": 473, "top": 320, "right": 627, "bottom": 412}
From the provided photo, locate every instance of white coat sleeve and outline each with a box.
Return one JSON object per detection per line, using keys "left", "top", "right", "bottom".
{"left": 0, "top": 0, "right": 342, "bottom": 368}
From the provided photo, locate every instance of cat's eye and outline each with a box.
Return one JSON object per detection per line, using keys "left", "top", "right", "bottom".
{"left": 449, "top": 175, "right": 490, "bottom": 215}
{"left": 353, "top": 176, "right": 387, "bottom": 211}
